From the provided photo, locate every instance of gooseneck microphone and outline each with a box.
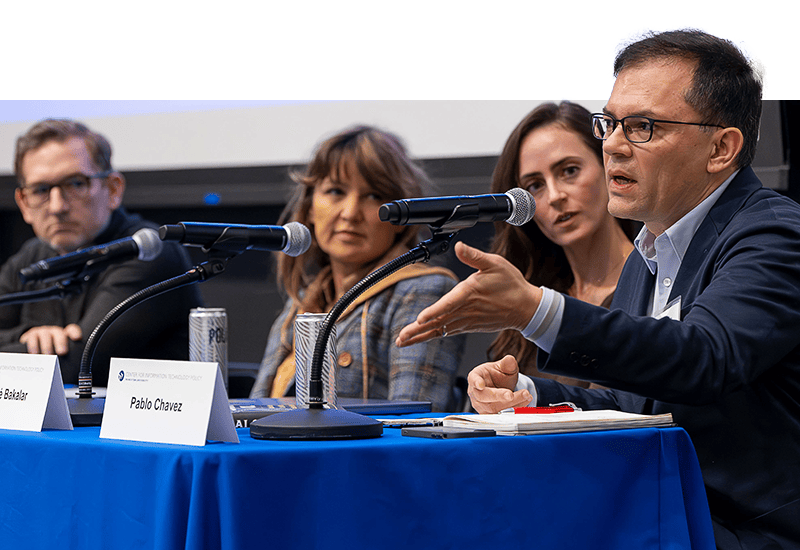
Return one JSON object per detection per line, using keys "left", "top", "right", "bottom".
{"left": 158, "top": 221, "right": 311, "bottom": 257}
{"left": 19, "top": 228, "right": 163, "bottom": 284}
{"left": 379, "top": 188, "right": 535, "bottom": 227}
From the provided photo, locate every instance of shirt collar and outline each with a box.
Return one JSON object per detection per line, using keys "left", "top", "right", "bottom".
{"left": 634, "top": 170, "right": 739, "bottom": 274}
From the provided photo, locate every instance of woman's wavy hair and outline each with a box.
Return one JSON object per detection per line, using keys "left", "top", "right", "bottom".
{"left": 277, "top": 125, "right": 431, "bottom": 305}
{"left": 488, "top": 101, "right": 636, "bottom": 366}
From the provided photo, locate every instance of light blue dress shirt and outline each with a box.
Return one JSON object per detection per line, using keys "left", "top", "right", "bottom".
{"left": 516, "top": 171, "right": 738, "bottom": 405}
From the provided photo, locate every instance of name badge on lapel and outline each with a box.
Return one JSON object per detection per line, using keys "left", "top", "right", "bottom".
{"left": 657, "top": 296, "right": 682, "bottom": 321}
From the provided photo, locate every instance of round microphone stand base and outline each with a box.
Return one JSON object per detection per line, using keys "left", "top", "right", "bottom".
{"left": 68, "top": 396, "right": 106, "bottom": 427}
{"left": 249, "top": 407, "right": 383, "bottom": 440}
{"left": 249, "top": 233, "right": 454, "bottom": 442}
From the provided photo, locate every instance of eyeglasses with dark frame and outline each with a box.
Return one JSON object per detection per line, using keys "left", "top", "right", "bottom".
{"left": 590, "top": 113, "right": 724, "bottom": 144}
{"left": 19, "top": 171, "right": 112, "bottom": 208}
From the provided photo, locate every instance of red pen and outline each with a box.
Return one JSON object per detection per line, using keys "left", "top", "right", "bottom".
{"left": 500, "top": 402, "right": 581, "bottom": 414}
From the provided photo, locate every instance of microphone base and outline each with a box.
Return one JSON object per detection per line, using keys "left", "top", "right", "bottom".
{"left": 249, "top": 407, "right": 383, "bottom": 440}
{"left": 68, "top": 397, "right": 105, "bottom": 427}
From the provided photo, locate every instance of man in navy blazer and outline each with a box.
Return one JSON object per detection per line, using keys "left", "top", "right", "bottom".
{"left": 396, "top": 30, "right": 800, "bottom": 549}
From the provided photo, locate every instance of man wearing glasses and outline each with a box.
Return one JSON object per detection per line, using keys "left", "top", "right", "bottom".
{"left": 0, "top": 119, "right": 202, "bottom": 387}
{"left": 397, "top": 30, "right": 800, "bottom": 548}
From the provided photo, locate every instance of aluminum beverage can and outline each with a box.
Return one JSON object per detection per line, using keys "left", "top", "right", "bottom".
{"left": 189, "top": 307, "right": 229, "bottom": 393}
{"left": 294, "top": 313, "right": 338, "bottom": 409}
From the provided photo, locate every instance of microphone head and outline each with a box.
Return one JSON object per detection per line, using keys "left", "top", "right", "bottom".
{"left": 504, "top": 188, "right": 536, "bottom": 226}
{"left": 282, "top": 222, "right": 312, "bottom": 257}
{"left": 132, "top": 228, "right": 164, "bottom": 261}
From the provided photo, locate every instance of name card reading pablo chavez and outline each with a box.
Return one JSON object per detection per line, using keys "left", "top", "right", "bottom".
{"left": 0, "top": 352, "right": 72, "bottom": 432}
{"left": 100, "top": 357, "right": 238, "bottom": 446}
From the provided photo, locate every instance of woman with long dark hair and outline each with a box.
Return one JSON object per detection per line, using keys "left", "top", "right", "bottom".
{"left": 487, "top": 102, "right": 636, "bottom": 385}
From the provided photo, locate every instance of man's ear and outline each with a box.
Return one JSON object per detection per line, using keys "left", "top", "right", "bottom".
{"left": 14, "top": 187, "right": 35, "bottom": 225}
{"left": 708, "top": 127, "right": 744, "bottom": 174}
{"left": 105, "top": 171, "right": 126, "bottom": 209}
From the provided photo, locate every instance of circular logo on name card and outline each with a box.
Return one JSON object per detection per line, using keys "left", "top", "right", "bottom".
{"left": 118, "top": 370, "right": 125, "bottom": 381}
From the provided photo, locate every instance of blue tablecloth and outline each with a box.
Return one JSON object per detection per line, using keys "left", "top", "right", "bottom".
{"left": 0, "top": 424, "right": 714, "bottom": 549}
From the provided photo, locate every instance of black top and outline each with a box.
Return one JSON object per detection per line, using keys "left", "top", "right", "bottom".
{"left": 0, "top": 208, "right": 203, "bottom": 386}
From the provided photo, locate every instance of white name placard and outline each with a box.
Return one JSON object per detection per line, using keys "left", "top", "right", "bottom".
{"left": 100, "top": 357, "right": 238, "bottom": 446}
{"left": 0, "top": 352, "right": 72, "bottom": 432}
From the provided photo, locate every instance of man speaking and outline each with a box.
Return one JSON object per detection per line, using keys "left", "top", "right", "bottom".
{"left": 397, "top": 30, "right": 800, "bottom": 548}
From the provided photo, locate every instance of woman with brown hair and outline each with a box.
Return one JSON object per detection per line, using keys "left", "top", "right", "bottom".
{"left": 250, "top": 125, "right": 464, "bottom": 410}
{"left": 487, "top": 101, "right": 636, "bottom": 386}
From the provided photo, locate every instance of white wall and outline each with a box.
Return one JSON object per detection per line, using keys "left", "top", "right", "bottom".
{"left": 0, "top": 100, "right": 605, "bottom": 174}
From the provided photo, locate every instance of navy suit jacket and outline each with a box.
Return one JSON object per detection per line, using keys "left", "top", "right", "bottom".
{"left": 536, "top": 167, "right": 800, "bottom": 549}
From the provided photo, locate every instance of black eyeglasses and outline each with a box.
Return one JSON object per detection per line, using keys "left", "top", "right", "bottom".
{"left": 590, "top": 113, "right": 724, "bottom": 144}
{"left": 20, "top": 171, "right": 112, "bottom": 208}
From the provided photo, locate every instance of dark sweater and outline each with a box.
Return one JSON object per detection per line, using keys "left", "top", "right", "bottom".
{"left": 0, "top": 208, "right": 203, "bottom": 386}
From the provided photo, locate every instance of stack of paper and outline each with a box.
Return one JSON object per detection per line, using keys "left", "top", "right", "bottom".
{"left": 442, "top": 410, "right": 674, "bottom": 435}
